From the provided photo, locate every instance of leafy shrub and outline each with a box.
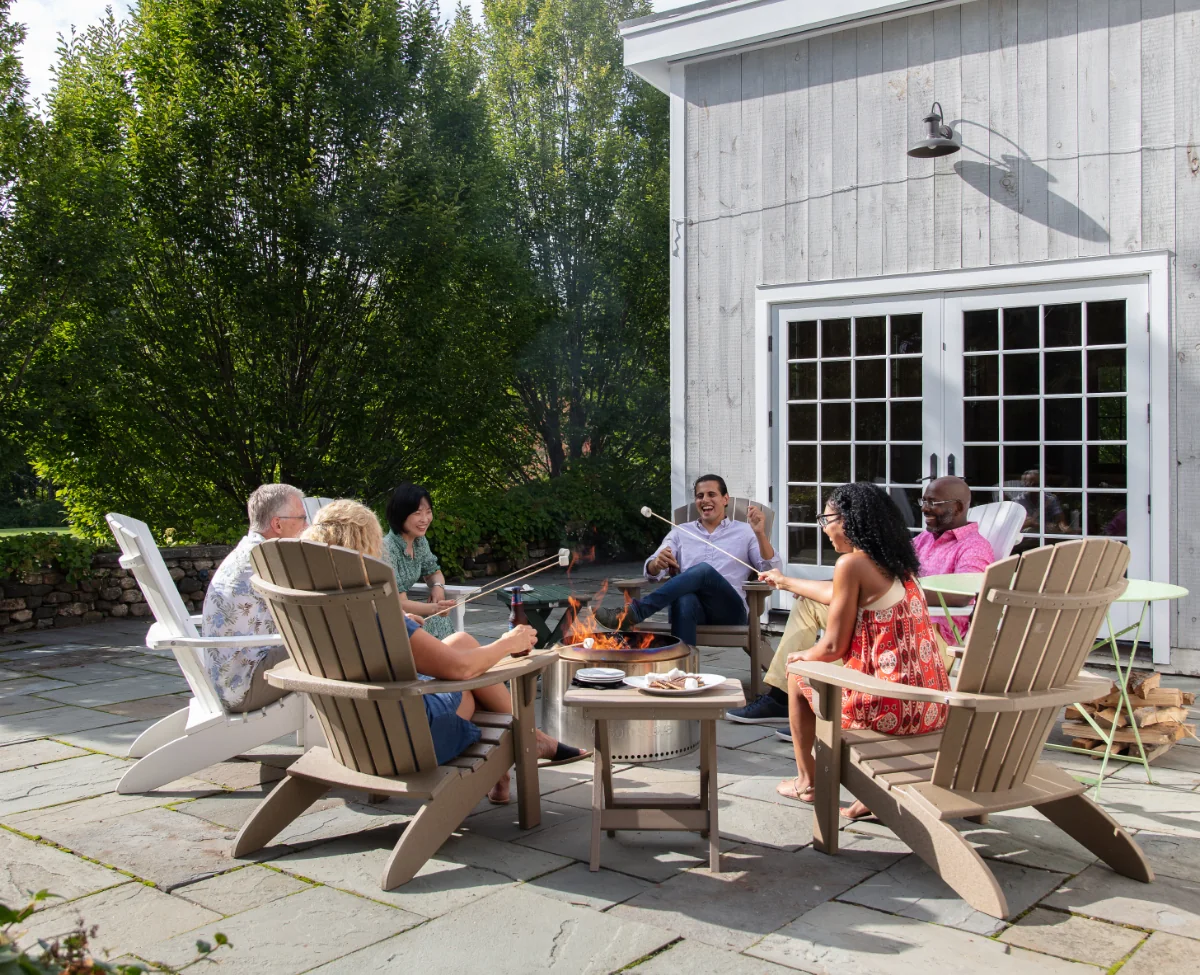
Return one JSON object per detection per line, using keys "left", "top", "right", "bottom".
{"left": 0, "top": 890, "right": 229, "bottom": 973}
{"left": 0, "top": 532, "right": 104, "bottom": 584}
{"left": 0, "top": 498, "right": 67, "bottom": 529}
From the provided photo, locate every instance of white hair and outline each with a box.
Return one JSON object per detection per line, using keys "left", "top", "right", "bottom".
{"left": 247, "top": 483, "right": 304, "bottom": 533}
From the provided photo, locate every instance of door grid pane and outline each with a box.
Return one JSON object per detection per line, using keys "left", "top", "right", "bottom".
{"left": 784, "top": 313, "right": 924, "bottom": 566}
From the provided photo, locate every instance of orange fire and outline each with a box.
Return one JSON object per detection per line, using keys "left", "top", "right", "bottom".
{"left": 567, "top": 546, "right": 596, "bottom": 578}
{"left": 564, "top": 579, "right": 656, "bottom": 650}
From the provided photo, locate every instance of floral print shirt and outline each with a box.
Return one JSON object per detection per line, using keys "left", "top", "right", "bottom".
{"left": 201, "top": 532, "right": 277, "bottom": 710}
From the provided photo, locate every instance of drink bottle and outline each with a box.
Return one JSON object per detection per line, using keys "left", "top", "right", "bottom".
{"left": 508, "top": 587, "right": 528, "bottom": 629}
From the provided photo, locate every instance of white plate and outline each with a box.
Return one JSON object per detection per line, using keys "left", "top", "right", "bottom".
{"left": 576, "top": 668, "right": 626, "bottom": 682}
{"left": 623, "top": 673, "right": 726, "bottom": 696}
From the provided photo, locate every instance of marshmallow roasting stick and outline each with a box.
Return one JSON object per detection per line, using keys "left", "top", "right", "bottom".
{"left": 425, "top": 548, "right": 571, "bottom": 618}
{"left": 640, "top": 505, "right": 759, "bottom": 574}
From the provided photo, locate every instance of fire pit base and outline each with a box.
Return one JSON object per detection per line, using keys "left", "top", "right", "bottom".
{"left": 541, "top": 637, "right": 700, "bottom": 764}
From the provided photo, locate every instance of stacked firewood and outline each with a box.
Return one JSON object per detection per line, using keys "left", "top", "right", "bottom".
{"left": 1062, "top": 671, "right": 1196, "bottom": 761}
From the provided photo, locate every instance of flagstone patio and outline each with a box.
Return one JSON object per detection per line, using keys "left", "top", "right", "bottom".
{"left": 0, "top": 561, "right": 1196, "bottom": 973}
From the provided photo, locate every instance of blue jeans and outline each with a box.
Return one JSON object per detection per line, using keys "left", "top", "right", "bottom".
{"left": 633, "top": 563, "right": 748, "bottom": 646}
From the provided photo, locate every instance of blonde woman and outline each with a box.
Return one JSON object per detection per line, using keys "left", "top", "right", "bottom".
{"left": 303, "top": 500, "right": 588, "bottom": 802}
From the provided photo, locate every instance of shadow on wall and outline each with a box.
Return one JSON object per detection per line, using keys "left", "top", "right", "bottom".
{"left": 952, "top": 121, "right": 1109, "bottom": 244}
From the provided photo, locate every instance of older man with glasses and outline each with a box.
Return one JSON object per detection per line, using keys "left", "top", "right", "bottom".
{"left": 727, "top": 476, "right": 994, "bottom": 727}
{"left": 201, "top": 483, "right": 308, "bottom": 713}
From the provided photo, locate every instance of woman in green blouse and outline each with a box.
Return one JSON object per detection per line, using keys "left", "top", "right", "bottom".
{"left": 382, "top": 483, "right": 459, "bottom": 639}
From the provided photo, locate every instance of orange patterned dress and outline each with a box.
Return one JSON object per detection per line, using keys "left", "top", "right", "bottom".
{"left": 793, "top": 574, "right": 950, "bottom": 735}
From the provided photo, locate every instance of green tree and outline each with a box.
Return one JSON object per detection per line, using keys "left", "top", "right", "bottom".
{"left": 475, "top": 0, "right": 669, "bottom": 485}
{"left": 11, "top": 0, "right": 532, "bottom": 539}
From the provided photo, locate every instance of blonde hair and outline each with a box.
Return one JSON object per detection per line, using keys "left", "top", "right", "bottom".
{"left": 301, "top": 499, "right": 383, "bottom": 559}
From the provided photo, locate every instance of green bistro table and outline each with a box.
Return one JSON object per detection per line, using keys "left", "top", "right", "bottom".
{"left": 921, "top": 572, "right": 1188, "bottom": 798}
{"left": 495, "top": 584, "right": 592, "bottom": 648}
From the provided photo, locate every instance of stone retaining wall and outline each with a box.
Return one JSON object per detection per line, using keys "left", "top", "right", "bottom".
{"left": 0, "top": 545, "right": 233, "bottom": 634}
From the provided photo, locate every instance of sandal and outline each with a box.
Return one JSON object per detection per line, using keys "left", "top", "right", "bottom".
{"left": 488, "top": 780, "right": 512, "bottom": 805}
{"left": 776, "top": 777, "right": 815, "bottom": 803}
{"left": 538, "top": 742, "right": 592, "bottom": 768}
{"left": 841, "top": 802, "right": 876, "bottom": 822}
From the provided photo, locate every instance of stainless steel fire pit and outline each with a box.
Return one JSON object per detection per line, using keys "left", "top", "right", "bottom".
{"left": 541, "top": 635, "right": 700, "bottom": 763}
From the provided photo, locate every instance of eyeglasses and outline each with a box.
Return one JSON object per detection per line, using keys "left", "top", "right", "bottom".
{"left": 276, "top": 515, "right": 308, "bottom": 522}
{"left": 816, "top": 513, "right": 842, "bottom": 528}
{"left": 918, "top": 498, "right": 957, "bottom": 510}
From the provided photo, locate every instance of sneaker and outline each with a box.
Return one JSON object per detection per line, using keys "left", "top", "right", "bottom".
{"left": 775, "top": 727, "right": 793, "bottom": 743}
{"left": 725, "top": 692, "right": 789, "bottom": 724}
{"left": 592, "top": 605, "right": 639, "bottom": 631}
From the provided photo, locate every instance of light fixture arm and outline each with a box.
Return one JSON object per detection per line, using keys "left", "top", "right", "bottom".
{"left": 927, "top": 101, "right": 953, "bottom": 139}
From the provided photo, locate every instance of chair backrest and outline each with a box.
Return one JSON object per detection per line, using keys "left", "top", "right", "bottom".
{"left": 673, "top": 497, "right": 775, "bottom": 537}
{"left": 105, "top": 512, "right": 222, "bottom": 710}
{"left": 932, "top": 538, "right": 1129, "bottom": 795}
{"left": 250, "top": 538, "right": 438, "bottom": 776}
{"left": 303, "top": 496, "right": 335, "bottom": 522}
{"left": 968, "top": 500, "right": 1026, "bottom": 561}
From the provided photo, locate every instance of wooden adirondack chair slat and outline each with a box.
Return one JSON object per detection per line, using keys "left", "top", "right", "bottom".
{"left": 788, "top": 539, "right": 1151, "bottom": 920}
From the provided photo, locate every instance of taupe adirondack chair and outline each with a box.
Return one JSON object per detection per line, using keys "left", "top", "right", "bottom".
{"left": 616, "top": 497, "right": 775, "bottom": 698}
{"left": 231, "top": 538, "right": 553, "bottom": 889}
{"left": 789, "top": 538, "right": 1153, "bottom": 919}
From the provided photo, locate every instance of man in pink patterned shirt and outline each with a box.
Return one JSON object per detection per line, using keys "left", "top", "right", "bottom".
{"left": 913, "top": 476, "right": 995, "bottom": 645}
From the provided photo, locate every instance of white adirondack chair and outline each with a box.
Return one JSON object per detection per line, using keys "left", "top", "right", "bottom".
{"left": 106, "top": 513, "right": 318, "bottom": 794}
{"left": 304, "top": 496, "right": 478, "bottom": 632}
{"left": 925, "top": 500, "right": 1026, "bottom": 626}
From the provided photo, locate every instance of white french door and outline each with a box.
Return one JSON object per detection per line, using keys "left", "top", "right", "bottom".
{"left": 773, "top": 278, "right": 1152, "bottom": 641}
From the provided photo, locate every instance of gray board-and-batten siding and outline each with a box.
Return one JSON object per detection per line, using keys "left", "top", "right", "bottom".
{"left": 679, "top": 0, "right": 1200, "bottom": 652}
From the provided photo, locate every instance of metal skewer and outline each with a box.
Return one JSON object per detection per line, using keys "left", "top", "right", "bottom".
{"left": 640, "top": 505, "right": 759, "bottom": 574}
{"left": 426, "top": 548, "right": 571, "bottom": 618}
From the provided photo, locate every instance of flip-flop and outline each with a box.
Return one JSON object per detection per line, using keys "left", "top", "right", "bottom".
{"left": 841, "top": 805, "right": 876, "bottom": 822}
{"left": 538, "top": 742, "right": 592, "bottom": 768}
{"left": 487, "top": 784, "right": 512, "bottom": 805}
{"left": 776, "top": 777, "right": 815, "bottom": 803}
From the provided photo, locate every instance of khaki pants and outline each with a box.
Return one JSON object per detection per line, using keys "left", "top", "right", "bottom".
{"left": 764, "top": 596, "right": 830, "bottom": 692}
{"left": 229, "top": 646, "right": 290, "bottom": 713}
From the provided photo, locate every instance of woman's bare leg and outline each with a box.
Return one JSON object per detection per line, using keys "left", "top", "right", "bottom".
{"left": 778, "top": 674, "right": 817, "bottom": 797}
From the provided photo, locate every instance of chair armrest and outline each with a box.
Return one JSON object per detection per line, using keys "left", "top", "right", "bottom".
{"left": 188, "top": 614, "right": 203, "bottom": 626}
{"left": 790, "top": 661, "right": 1112, "bottom": 713}
{"left": 148, "top": 633, "right": 285, "bottom": 651}
{"left": 742, "top": 580, "right": 772, "bottom": 593}
{"left": 409, "top": 583, "right": 480, "bottom": 599}
{"left": 264, "top": 647, "right": 557, "bottom": 700}
{"left": 613, "top": 578, "right": 645, "bottom": 597}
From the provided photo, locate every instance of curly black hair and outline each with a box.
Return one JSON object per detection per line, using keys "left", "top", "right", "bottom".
{"left": 827, "top": 482, "right": 922, "bottom": 580}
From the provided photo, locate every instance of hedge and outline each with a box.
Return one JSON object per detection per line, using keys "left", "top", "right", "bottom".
{"left": 0, "top": 533, "right": 105, "bottom": 584}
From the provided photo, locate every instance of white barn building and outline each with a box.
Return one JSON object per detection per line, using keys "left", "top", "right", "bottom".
{"left": 621, "top": 0, "right": 1199, "bottom": 671}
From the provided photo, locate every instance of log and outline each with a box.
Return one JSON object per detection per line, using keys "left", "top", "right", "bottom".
{"left": 1126, "top": 671, "right": 1161, "bottom": 696}
{"left": 1139, "top": 706, "right": 1189, "bottom": 728}
{"left": 1061, "top": 720, "right": 1195, "bottom": 746}
{"left": 1184, "top": 691, "right": 1196, "bottom": 705}
{"left": 1093, "top": 687, "right": 1183, "bottom": 708}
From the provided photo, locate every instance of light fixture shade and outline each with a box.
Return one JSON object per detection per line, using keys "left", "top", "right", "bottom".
{"left": 908, "top": 101, "right": 959, "bottom": 158}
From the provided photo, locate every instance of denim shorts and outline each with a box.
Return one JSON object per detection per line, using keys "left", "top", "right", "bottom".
{"left": 419, "top": 677, "right": 482, "bottom": 765}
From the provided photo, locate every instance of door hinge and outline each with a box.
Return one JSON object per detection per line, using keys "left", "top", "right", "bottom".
{"left": 768, "top": 335, "right": 773, "bottom": 352}
{"left": 1147, "top": 403, "right": 1151, "bottom": 423}
{"left": 1146, "top": 313, "right": 1150, "bottom": 333}
{"left": 768, "top": 410, "right": 773, "bottom": 427}
{"left": 1148, "top": 494, "right": 1152, "bottom": 514}
{"left": 768, "top": 486, "right": 774, "bottom": 502}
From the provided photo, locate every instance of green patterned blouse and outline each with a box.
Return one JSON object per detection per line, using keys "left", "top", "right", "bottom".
{"left": 381, "top": 531, "right": 455, "bottom": 639}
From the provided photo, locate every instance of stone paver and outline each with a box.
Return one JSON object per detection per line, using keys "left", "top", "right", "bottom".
{"left": 34, "top": 672, "right": 189, "bottom": 708}
{"left": 307, "top": 885, "right": 674, "bottom": 974}
{"left": 0, "top": 706, "right": 134, "bottom": 745}
{"left": 35, "top": 806, "right": 261, "bottom": 889}
{"left": 0, "top": 829, "right": 128, "bottom": 910}
{"left": 27, "top": 662, "right": 147, "bottom": 685}
{"left": 1121, "top": 931, "right": 1200, "bottom": 974}
{"left": 17, "top": 881, "right": 221, "bottom": 958}
{"left": 1130, "top": 830, "right": 1200, "bottom": 884}
{"left": 748, "top": 901, "right": 1099, "bottom": 974}
{"left": 276, "top": 830, "right": 515, "bottom": 917}
{"left": 838, "top": 852, "right": 1067, "bottom": 936}
{"left": 143, "top": 884, "right": 421, "bottom": 974}
{"left": 0, "top": 695, "right": 62, "bottom": 718}
{"left": 8, "top": 783, "right": 217, "bottom": 834}
{"left": 94, "top": 692, "right": 190, "bottom": 719}
{"left": 51, "top": 718, "right": 154, "bottom": 756}
{"left": 1097, "top": 780, "right": 1200, "bottom": 838}
{"left": 1043, "top": 864, "right": 1200, "bottom": 939}
{"left": 714, "top": 793, "right": 816, "bottom": 850}
{"left": 0, "top": 753, "right": 130, "bottom": 817}
{"left": 0, "top": 739, "right": 87, "bottom": 773}
{"left": 463, "top": 797, "right": 587, "bottom": 844}
{"left": 174, "top": 865, "right": 312, "bottom": 916}
{"left": 186, "top": 759, "right": 287, "bottom": 791}
{"left": 957, "top": 807, "right": 1099, "bottom": 875}
{"left": 522, "top": 862, "right": 654, "bottom": 911}
{"left": 0, "top": 676, "right": 77, "bottom": 699}
{"left": 997, "top": 906, "right": 1145, "bottom": 967}
{"left": 611, "top": 843, "right": 881, "bottom": 951}
{"left": 631, "top": 939, "right": 797, "bottom": 974}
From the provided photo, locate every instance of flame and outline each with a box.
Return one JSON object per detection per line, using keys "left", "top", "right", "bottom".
{"left": 566, "top": 546, "right": 596, "bottom": 579}
{"left": 564, "top": 579, "right": 656, "bottom": 650}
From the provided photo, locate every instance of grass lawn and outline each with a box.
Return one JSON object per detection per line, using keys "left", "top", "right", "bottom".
{"left": 0, "top": 526, "right": 72, "bottom": 537}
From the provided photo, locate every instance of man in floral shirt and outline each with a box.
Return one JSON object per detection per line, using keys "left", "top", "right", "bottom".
{"left": 201, "top": 484, "right": 307, "bottom": 711}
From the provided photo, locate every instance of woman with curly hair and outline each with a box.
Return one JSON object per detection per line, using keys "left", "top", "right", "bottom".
{"left": 758, "top": 482, "right": 949, "bottom": 818}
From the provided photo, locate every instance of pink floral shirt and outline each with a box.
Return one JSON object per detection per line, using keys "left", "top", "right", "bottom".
{"left": 913, "top": 522, "right": 995, "bottom": 644}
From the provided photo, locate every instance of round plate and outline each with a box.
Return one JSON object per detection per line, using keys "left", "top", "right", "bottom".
{"left": 623, "top": 673, "right": 726, "bottom": 696}
{"left": 576, "top": 667, "right": 626, "bottom": 682}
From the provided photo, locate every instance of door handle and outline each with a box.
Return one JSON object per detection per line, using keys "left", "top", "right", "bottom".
{"left": 947, "top": 453, "right": 956, "bottom": 476}
{"left": 929, "top": 453, "right": 939, "bottom": 480}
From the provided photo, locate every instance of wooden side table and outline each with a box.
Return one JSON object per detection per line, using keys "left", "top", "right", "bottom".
{"left": 563, "top": 679, "right": 746, "bottom": 874}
